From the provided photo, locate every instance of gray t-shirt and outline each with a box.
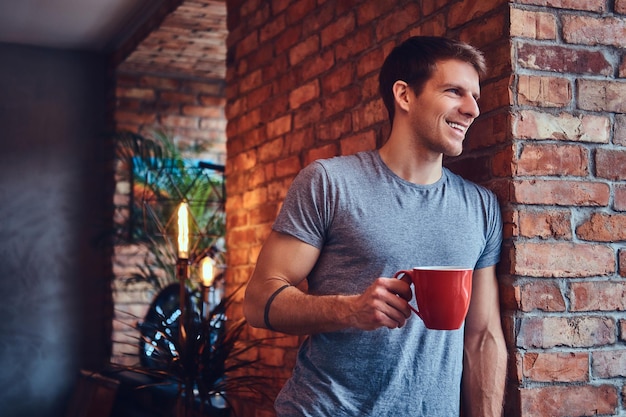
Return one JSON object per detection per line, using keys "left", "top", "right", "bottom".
{"left": 272, "top": 150, "right": 502, "bottom": 417}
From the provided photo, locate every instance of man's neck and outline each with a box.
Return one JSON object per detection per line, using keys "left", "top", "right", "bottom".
{"left": 378, "top": 133, "right": 443, "bottom": 185}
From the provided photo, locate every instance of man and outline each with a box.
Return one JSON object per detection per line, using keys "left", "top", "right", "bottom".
{"left": 244, "top": 36, "right": 507, "bottom": 417}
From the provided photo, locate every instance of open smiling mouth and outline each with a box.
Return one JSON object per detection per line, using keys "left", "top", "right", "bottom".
{"left": 447, "top": 121, "right": 468, "bottom": 134}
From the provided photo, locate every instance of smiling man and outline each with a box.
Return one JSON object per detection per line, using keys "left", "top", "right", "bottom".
{"left": 244, "top": 36, "right": 507, "bottom": 417}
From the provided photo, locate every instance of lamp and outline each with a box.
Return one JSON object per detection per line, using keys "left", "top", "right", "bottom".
{"left": 176, "top": 201, "right": 190, "bottom": 345}
{"left": 200, "top": 256, "right": 215, "bottom": 318}
{"left": 200, "top": 256, "right": 215, "bottom": 287}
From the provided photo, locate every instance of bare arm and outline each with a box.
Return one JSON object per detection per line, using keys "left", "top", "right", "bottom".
{"left": 243, "top": 231, "right": 413, "bottom": 335}
{"left": 462, "top": 265, "right": 507, "bottom": 417}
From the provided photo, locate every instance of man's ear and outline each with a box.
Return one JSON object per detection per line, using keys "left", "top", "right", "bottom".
{"left": 392, "top": 80, "right": 411, "bottom": 113}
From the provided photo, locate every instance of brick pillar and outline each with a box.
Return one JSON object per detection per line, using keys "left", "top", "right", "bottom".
{"left": 505, "top": 2, "right": 626, "bottom": 416}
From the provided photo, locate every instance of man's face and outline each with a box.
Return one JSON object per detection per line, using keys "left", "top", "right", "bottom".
{"left": 407, "top": 59, "right": 480, "bottom": 158}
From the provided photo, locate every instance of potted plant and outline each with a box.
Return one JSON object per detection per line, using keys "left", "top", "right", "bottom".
{"left": 108, "top": 130, "right": 275, "bottom": 416}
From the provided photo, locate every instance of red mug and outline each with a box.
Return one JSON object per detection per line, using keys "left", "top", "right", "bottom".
{"left": 393, "top": 267, "right": 473, "bottom": 330}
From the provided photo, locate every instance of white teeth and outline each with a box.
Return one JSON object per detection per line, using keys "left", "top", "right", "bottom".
{"left": 447, "top": 122, "right": 466, "bottom": 132}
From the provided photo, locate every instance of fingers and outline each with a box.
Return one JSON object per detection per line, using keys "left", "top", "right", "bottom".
{"left": 353, "top": 278, "right": 413, "bottom": 330}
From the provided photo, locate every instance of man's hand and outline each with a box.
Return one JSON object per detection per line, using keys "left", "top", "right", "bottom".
{"left": 349, "top": 277, "right": 413, "bottom": 330}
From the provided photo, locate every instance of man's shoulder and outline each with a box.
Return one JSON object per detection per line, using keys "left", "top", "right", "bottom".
{"left": 307, "top": 151, "right": 377, "bottom": 179}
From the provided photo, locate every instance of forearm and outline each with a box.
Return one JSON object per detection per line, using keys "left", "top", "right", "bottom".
{"left": 462, "top": 327, "right": 507, "bottom": 417}
{"left": 254, "top": 284, "right": 359, "bottom": 335}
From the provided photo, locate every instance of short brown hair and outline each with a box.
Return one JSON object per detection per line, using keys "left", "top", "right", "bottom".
{"left": 378, "top": 36, "right": 486, "bottom": 123}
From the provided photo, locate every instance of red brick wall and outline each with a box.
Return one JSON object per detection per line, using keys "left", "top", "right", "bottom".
{"left": 504, "top": 2, "right": 626, "bottom": 416}
{"left": 114, "top": 73, "right": 227, "bottom": 163}
{"left": 225, "top": 1, "right": 512, "bottom": 416}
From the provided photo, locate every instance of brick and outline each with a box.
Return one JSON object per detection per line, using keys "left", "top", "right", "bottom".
{"left": 289, "top": 80, "right": 319, "bottom": 110}
{"left": 259, "top": 137, "right": 284, "bottom": 162}
{"left": 520, "top": 385, "right": 618, "bottom": 417}
{"left": 300, "top": 1, "right": 334, "bottom": 36}
{"left": 492, "top": 145, "right": 515, "bottom": 177}
{"left": 235, "top": 29, "right": 259, "bottom": 59}
{"left": 259, "top": 14, "right": 285, "bottom": 42}
{"left": 139, "top": 75, "right": 181, "bottom": 91}
{"left": 447, "top": 0, "right": 503, "bottom": 29}
{"left": 516, "top": 42, "right": 612, "bottom": 75}
{"left": 299, "top": 49, "right": 335, "bottom": 81}
{"left": 231, "top": 150, "right": 258, "bottom": 172}
{"left": 510, "top": 8, "right": 557, "bottom": 40}
{"left": 518, "top": 209, "right": 572, "bottom": 240}
{"left": 593, "top": 350, "right": 626, "bottom": 378}
{"left": 617, "top": 185, "right": 626, "bottom": 211}
{"left": 275, "top": 26, "right": 302, "bottom": 55}
{"left": 356, "top": 2, "right": 397, "bottom": 25}
{"left": 340, "top": 130, "right": 377, "bottom": 155}
{"left": 288, "top": 35, "right": 320, "bottom": 66}
{"left": 516, "top": 143, "right": 589, "bottom": 176}
{"left": 517, "top": 75, "right": 571, "bottom": 107}
{"left": 114, "top": 111, "right": 157, "bottom": 125}
{"left": 160, "top": 114, "right": 199, "bottom": 129}
{"left": 322, "top": 86, "right": 361, "bottom": 119}
{"left": 116, "top": 87, "right": 156, "bottom": 100}
{"left": 578, "top": 79, "right": 626, "bottom": 113}
{"left": 446, "top": 155, "right": 492, "bottom": 184}
{"left": 621, "top": 249, "right": 626, "bottom": 277}
{"left": 518, "top": 316, "right": 615, "bottom": 348}
{"left": 321, "top": 13, "right": 355, "bottom": 48}
{"left": 563, "top": 15, "right": 626, "bottom": 48}
{"left": 517, "top": 281, "right": 566, "bottom": 312}
{"left": 334, "top": 28, "right": 374, "bottom": 62}
{"left": 458, "top": 11, "right": 507, "bottom": 50}
{"left": 266, "top": 115, "right": 292, "bottom": 139}
{"left": 159, "top": 91, "right": 196, "bottom": 104}
{"left": 352, "top": 99, "right": 386, "bottom": 131}
{"left": 576, "top": 212, "right": 626, "bottom": 241}
{"left": 512, "top": 180, "right": 610, "bottom": 206}
{"left": 305, "top": 143, "right": 339, "bottom": 165}
{"left": 235, "top": 108, "right": 261, "bottom": 134}
{"left": 375, "top": 3, "right": 422, "bottom": 40}
{"left": 284, "top": 0, "right": 317, "bottom": 25}
{"left": 595, "top": 149, "right": 626, "bottom": 180}
{"left": 571, "top": 281, "right": 626, "bottom": 311}
{"left": 318, "top": 114, "right": 352, "bottom": 141}
{"left": 516, "top": 0, "right": 605, "bottom": 12}
{"left": 285, "top": 126, "right": 315, "bottom": 153}
{"left": 512, "top": 110, "right": 610, "bottom": 143}
{"left": 242, "top": 187, "right": 267, "bottom": 210}
{"left": 477, "top": 77, "right": 510, "bottom": 114}
{"left": 293, "top": 102, "right": 322, "bottom": 130}
{"left": 181, "top": 105, "right": 222, "bottom": 118}
{"left": 275, "top": 156, "right": 302, "bottom": 178}
{"left": 513, "top": 242, "right": 615, "bottom": 277}
{"left": 615, "top": 114, "right": 626, "bottom": 146}
{"left": 618, "top": 0, "right": 626, "bottom": 14}
{"left": 523, "top": 352, "right": 588, "bottom": 382}
{"left": 321, "top": 63, "right": 355, "bottom": 94}
{"left": 466, "top": 112, "right": 509, "bottom": 150}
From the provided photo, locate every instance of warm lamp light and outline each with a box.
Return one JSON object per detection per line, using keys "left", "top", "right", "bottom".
{"left": 177, "top": 202, "right": 189, "bottom": 259}
{"left": 201, "top": 256, "right": 215, "bottom": 287}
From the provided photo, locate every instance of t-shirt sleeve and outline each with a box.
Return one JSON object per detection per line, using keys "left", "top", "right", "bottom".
{"left": 272, "top": 161, "right": 331, "bottom": 249}
{"left": 474, "top": 190, "right": 503, "bottom": 270}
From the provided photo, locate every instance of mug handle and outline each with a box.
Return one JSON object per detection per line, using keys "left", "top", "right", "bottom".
{"left": 393, "top": 270, "right": 420, "bottom": 316}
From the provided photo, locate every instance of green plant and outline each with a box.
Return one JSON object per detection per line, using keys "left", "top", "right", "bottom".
{"left": 114, "top": 130, "right": 226, "bottom": 291}
{"left": 112, "top": 283, "right": 275, "bottom": 417}
{"left": 110, "top": 130, "right": 276, "bottom": 416}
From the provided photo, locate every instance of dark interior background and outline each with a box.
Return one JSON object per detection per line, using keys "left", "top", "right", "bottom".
{"left": 0, "top": 42, "right": 114, "bottom": 417}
